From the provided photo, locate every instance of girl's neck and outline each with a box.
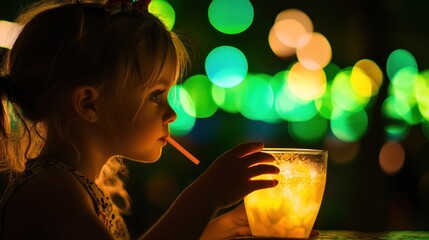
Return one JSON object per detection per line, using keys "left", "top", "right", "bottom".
{"left": 39, "top": 137, "right": 109, "bottom": 182}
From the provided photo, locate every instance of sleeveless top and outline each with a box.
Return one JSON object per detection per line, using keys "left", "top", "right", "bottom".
{"left": 0, "top": 158, "right": 129, "bottom": 239}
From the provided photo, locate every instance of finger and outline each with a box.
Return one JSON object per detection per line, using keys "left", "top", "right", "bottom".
{"left": 241, "top": 152, "right": 275, "bottom": 167}
{"left": 247, "top": 164, "right": 279, "bottom": 178}
{"left": 247, "top": 179, "right": 278, "bottom": 193}
{"left": 224, "top": 142, "right": 264, "bottom": 158}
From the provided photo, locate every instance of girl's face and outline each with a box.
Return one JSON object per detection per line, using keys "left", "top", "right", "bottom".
{"left": 109, "top": 74, "right": 178, "bottom": 163}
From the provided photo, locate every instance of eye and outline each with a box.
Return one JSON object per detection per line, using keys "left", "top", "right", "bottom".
{"left": 149, "top": 89, "right": 166, "bottom": 104}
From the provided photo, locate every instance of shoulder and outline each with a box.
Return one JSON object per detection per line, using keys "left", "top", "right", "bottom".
{"left": 3, "top": 168, "right": 114, "bottom": 240}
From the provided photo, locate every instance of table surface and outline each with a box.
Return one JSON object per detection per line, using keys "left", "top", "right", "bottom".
{"left": 230, "top": 230, "right": 429, "bottom": 239}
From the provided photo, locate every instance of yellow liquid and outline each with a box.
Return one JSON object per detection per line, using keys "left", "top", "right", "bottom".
{"left": 244, "top": 159, "right": 326, "bottom": 238}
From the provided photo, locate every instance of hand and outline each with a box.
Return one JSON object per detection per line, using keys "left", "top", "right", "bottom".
{"left": 196, "top": 142, "right": 279, "bottom": 210}
{"left": 200, "top": 203, "right": 249, "bottom": 240}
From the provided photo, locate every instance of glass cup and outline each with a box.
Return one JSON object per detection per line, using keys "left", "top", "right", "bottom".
{"left": 244, "top": 148, "right": 328, "bottom": 238}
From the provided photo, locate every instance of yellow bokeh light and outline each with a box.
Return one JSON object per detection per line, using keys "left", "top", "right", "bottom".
{"left": 351, "top": 66, "right": 373, "bottom": 98}
{"left": 351, "top": 59, "right": 383, "bottom": 97}
{"left": 297, "top": 32, "right": 331, "bottom": 70}
{"left": 379, "top": 141, "right": 405, "bottom": 175}
{"left": 288, "top": 62, "right": 327, "bottom": 101}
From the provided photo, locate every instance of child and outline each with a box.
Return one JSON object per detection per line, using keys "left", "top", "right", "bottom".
{"left": 0, "top": 0, "right": 280, "bottom": 239}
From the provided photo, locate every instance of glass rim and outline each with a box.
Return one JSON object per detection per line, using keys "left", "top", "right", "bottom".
{"left": 262, "top": 148, "right": 327, "bottom": 154}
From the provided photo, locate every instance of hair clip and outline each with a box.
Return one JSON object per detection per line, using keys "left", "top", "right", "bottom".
{"left": 105, "top": 0, "right": 151, "bottom": 15}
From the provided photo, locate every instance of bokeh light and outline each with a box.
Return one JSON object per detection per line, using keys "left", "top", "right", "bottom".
{"left": 239, "top": 74, "right": 275, "bottom": 121}
{"left": 379, "top": 141, "right": 405, "bottom": 175}
{"left": 208, "top": 0, "right": 254, "bottom": 34}
{"left": 211, "top": 80, "right": 245, "bottom": 114}
{"left": 273, "top": 9, "right": 313, "bottom": 48}
{"left": 383, "top": 49, "right": 424, "bottom": 127}
{"left": 415, "top": 70, "right": 429, "bottom": 121}
{"left": 268, "top": 26, "right": 296, "bottom": 59}
{"left": 183, "top": 74, "right": 218, "bottom": 118}
{"left": 168, "top": 85, "right": 196, "bottom": 136}
{"left": 330, "top": 109, "right": 368, "bottom": 142}
{"left": 332, "top": 68, "right": 370, "bottom": 112}
{"left": 275, "top": 74, "right": 318, "bottom": 122}
{"left": 382, "top": 96, "right": 403, "bottom": 121}
{"left": 324, "top": 62, "right": 342, "bottom": 81}
{"left": 315, "top": 82, "right": 334, "bottom": 119}
{"left": 384, "top": 94, "right": 421, "bottom": 126}
{"left": 351, "top": 59, "right": 383, "bottom": 97}
{"left": 205, "top": 45, "right": 248, "bottom": 88}
{"left": 324, "top": 135, "right": 360, "bottom": 164}
{"left": 148, "top": 0, "right": 175, "bottom": 30}
{"left": 391, "top": 67, "right": 418, "bottom": 90}
{"left": 296, "top": 32, "right": 332, "bottom": 70}
{"left": 288, "top": 62, "right": 327, "bottom": 101}
{"left": 0, "top": 20, "right": 22, "bottom": 49}
{"left": 288, "top": 114, "right": 328, "bottom": 145}
{"left": 384, "top": 124, "right": 409, "bottom": 141}
{"left": 386, "top": 49, "right": 418, "bottom": 81}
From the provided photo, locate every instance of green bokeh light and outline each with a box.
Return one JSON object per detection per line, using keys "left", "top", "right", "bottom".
{"left": 416, "top": 70, "right": 429, "bottom": 121}
{"left": 168, "top": 85, "right": 195, "bottom": 136}
{"left": 324, "top": 63, "right": 341, "bottom": 82}
{"left": 183, "top": 74, "right": 218, "bottom": 118}
{"left": 315, "top": 81, "right": 334, "bottom": 119}
{"left": 288, "top": 114, "right": 328, "bottom": 145}
{"left": 391, "top": 66, "right": 419, "bottom": 89}
{"left": 240, "top": 74, "right": 275, "bottom": 121}
{"left": 385, "top": 124, "right": 409, "bottom": 141}
{"left": 275, "top": 79, "right": 318, "bottom": 122}
{"left": 208, "top": 0, "right": 254, "bottom": 34}
{"left": 212, "top": 80, "right": 245, "bottom": 113}
{"left": 386, "top": 49, "right": 418, "bottom": 81}
{"left": 205, "top": 45, "right": 248, "bottom": 88}
{"left": 148, "top": 0, "right": 175, "bottom": 31}
{"left": 384, "top": 94, "right": 421, "bottom": 125}
{"left": 382, "top": 96, "right": 403, "bottom": 121}
{"left": 331, "top": 110, "right": 368, "bottom": 142}
{"left": 331, "top": 69, "right": 370, "bottom": 112}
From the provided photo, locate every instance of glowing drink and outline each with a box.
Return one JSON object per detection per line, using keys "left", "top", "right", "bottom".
{"left": 244, "top": 148, "right": 327, "bottom": 238}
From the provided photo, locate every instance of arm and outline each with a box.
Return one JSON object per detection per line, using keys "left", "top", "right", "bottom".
{"left": 140, "top": 142, "right": 279, "bottom": 240}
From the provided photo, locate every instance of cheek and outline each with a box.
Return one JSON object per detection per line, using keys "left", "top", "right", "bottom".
{"left": 120, "top": 126, "right": 164, "bottom": 163}
{"left": 121, "top": 114, "right": 162, "bottom": 153}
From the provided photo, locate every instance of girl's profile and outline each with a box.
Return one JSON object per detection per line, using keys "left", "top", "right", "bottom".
{"left": 0, "top": 1, "right": 280, "bottom": 239}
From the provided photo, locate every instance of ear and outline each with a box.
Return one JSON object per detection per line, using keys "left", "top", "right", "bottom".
{"left": 71, "top": 86, "right": 100, "bottom": 123}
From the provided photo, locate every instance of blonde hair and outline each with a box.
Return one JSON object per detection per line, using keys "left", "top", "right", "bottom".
{"left": 0, "top": 0, "right": 189, "bottom": 213}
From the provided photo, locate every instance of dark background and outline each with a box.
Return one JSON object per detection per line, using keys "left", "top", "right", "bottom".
{"left": 2, "top": 0, "right": 429, "bottom": 238}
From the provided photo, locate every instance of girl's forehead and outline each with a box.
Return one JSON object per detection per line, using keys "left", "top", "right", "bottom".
{"left": 146, "top": 74, "right": 176, "bottom": 89}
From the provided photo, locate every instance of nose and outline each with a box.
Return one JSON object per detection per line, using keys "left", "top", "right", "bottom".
{"left": 164, "top": 103, "right": 177, "bottom": 124}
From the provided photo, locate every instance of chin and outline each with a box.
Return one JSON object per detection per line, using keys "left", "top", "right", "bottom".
{"left": 126, "top": 148, "right": 163, "bottom": 163}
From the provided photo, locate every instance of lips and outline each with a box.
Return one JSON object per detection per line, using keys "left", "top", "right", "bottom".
{"left": 159, "top": 135, "right": 169, "bottom": 145}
